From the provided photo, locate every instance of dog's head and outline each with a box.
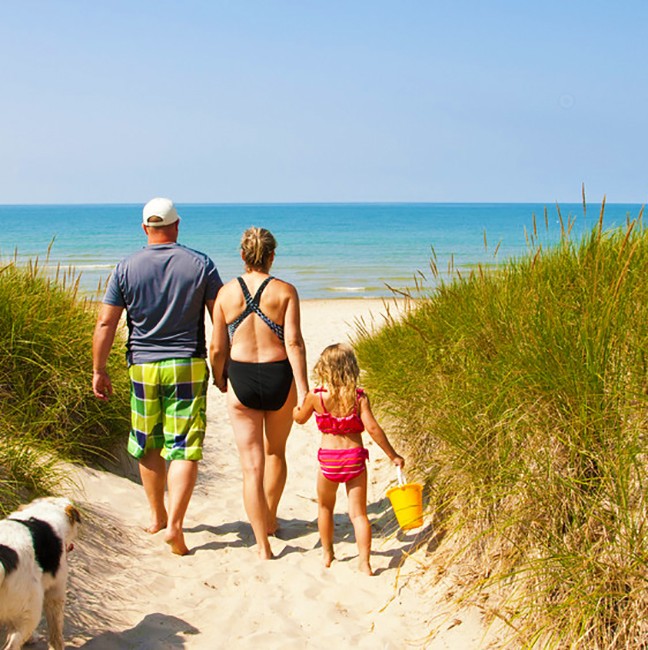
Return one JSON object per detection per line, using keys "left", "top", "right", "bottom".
{"left": 17, "top": 497, "right": 82, "bottom": 551}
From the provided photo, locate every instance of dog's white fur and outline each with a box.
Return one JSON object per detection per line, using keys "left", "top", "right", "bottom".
{"left": 0, "top": 497, "right": 81, "bottom": 650}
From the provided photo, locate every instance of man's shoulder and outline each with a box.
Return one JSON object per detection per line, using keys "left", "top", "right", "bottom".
{"left": 175, "top": 244, "right": 216, "bottom": 265}
{"left": 116, "top": 246, "right": 151, "bottom": 264}
{"left": 120, "top": 244, "right": 214, "bottom": 265}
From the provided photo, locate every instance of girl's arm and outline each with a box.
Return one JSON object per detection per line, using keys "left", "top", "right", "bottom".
{"left": 359, "top": 394, "right": 405, "bottom": 467}
{"left": 293, "top": 391, "right": 316, "bottom": 424}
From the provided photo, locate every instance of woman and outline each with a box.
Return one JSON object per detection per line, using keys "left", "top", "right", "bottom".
{"left": 210, "top": 227, "right": 309, "bottom": 559}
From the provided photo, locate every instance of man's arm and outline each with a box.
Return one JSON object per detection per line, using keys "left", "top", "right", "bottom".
{"left": 205, "top": 298, "right": 216, "bottom": 322}
{"left": 92, "top": 303, "right": 124, "bottom": 401}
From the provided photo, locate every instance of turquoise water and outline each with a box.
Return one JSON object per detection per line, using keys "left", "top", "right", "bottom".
{"left": 0, "top": 202, "right": 642, "bottom": 299}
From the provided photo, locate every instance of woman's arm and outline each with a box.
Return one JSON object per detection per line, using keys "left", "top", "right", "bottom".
{"left": 283, "top": 284, "right": 309, "bottom": 405}
{"left": 359, "top": 394, "right": 404, "bottom": 467}
{"left": 209, "top": 294, "right": 229, "bottom": 393}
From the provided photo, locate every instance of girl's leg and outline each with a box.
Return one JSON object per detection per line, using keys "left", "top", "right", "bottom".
{"left": 263, "top": 381, "right": 297, "bottom": 534}
{"left": 228, "top": 392, "right": 273, "bottom": 559}
{"left": 317, "top": 469, "right": 338, "bottom": 567}
{"left": 346, "top": 470, "right": 373, "bottom": 575}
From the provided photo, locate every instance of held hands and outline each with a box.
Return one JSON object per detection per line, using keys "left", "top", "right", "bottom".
{"left": 292, "top": 392, "right": 311, "bottom": 424}
{"left": 213, "top": 376, "right": 227, "bottom": 393}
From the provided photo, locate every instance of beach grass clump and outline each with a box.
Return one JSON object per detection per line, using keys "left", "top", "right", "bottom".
{"left": 355, "top": 203, "right": 648, "bottom": 648}
{"left": 0, "top": 255, "right": 129, "bottom": 513}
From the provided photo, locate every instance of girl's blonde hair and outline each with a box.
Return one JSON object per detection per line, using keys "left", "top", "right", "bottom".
{"left": 313, "top": 343, "right": 360, "bottom": 414}
{"left": 241, "top": 227, "right": 277, "bottom": 271}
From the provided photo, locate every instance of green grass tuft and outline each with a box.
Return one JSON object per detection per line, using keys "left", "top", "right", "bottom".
{"left": 0, "top": 253, "right": 130, "bottom": 514}
{"left": 355, "top": 202, "right": 648, "bottom": 648}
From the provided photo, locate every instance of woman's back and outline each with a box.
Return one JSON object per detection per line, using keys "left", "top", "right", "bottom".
{"left": 220, "top": 273, "right": 292, "bottom": 363}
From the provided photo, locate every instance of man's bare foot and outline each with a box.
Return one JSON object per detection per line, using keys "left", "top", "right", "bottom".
{"left": 323, "top": 546, "right": 335, "bottom": 568}
{"left": 164, "top": 529, "right": 189, "bottom": 556}
{"left": 358, "top": 559, "right": 373, "bottom": 576}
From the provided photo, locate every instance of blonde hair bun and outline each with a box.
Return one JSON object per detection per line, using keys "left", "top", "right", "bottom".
{"left": 241, "top": 227, "right": 277, "bottom": 271}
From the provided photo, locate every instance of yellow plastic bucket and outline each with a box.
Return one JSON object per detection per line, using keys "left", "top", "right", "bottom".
{"left": 387, "top": 473, "right": 423, "bottom": 530}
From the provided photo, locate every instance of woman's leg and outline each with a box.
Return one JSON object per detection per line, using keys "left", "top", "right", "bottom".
{"left": 317, "top": 469, "right": 338, "bottom": 567}
{"left": 346, "top": 470, "right": 373, "bottom": 575}
{"left": 228, "top": 391, "right": 273, "bottom": 559}
{"left": 263, "top": 381, "right": 297, "bottom": 533}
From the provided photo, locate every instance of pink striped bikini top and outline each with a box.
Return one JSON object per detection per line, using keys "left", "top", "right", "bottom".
{"left": 314, "top": 387, "right": 365, "bottom": 435}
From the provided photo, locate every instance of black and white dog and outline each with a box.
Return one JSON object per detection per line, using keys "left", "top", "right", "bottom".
{"left": 0, "top": 497, "right": 81, "bottom": 650}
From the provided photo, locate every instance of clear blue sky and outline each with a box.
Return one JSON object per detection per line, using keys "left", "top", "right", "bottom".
{"left": 1, "top": 1, "right": 646, "bottom": 204}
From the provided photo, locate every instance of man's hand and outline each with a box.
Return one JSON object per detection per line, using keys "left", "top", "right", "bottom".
{"left": 93, "top": 369, "right": 113, "bottom": 401}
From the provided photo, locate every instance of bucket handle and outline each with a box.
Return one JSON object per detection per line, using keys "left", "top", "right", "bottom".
{"left": 396, "top": 466, "right": 406, "bottom": 486}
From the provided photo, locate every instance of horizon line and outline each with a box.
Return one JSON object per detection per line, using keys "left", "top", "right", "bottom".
{"left": 0, "top": 199, "right": 645, "bottom": 208}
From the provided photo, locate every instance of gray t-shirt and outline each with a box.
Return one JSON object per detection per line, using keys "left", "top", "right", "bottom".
{"left": 103, "top": 243, "right": 223, "bottom": 365}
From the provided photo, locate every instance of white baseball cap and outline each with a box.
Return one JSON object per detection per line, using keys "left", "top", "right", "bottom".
{"left": 142, "top": 197, "right": 180, "bottom": 227}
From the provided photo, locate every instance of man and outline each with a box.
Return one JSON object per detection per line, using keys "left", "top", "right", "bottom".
{"left": 92, "top": 197, "right": 222, "bottom": 555}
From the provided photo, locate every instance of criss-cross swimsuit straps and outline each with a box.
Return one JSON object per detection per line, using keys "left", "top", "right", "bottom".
{"left": 227, "top": 276, "right": 285, "bottom": 342}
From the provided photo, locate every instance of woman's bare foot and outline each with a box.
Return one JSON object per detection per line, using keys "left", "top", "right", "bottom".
{"left": 164, "top": 528, "right": 189, "bottom": 556}
{"left": 322, "top": 545, "right": 335, "bottom": 568}
{"left": 258, "top": 542, "right": 274, "bottom": 560}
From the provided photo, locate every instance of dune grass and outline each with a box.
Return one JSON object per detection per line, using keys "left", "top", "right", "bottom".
{"left": 0, "top": 252, "right": 130, "bottom": 515}
{"left": 355, "top": 201, "right": 648, "bottom": 648}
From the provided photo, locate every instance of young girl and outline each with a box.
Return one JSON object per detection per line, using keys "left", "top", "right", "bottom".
{"left": 293, "top": 343, "right": 404, "bottom": 575}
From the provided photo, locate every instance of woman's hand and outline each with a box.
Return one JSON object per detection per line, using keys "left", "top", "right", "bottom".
{"left": 213, "top": 376, "right": 227, "bottom": 393}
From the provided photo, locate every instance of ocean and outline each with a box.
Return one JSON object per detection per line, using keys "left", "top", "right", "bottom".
{"left": 0, "top": 202, "right": 643, "bottom": 299}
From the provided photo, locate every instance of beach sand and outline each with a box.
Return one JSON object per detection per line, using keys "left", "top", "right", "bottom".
{"left": 42, "top": 299, "right": 494, "bottom": 649}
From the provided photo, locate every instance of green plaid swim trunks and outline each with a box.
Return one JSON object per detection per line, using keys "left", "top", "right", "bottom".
{"left": 127, "top": 358, "right": 208, "bottom": 461}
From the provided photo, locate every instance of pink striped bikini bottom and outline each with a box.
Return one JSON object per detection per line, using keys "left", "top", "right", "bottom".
{"left": 318, "top": 447, "right": 369, "bottom": 483}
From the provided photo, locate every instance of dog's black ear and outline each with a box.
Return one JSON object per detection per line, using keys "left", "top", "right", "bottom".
{"left": 65, "top": 505, "right": 82, "bottom": 526}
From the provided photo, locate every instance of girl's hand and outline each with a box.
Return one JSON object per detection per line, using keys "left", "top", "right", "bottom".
{"left": 293, "top": 392, "right": 314, "bottom": 424}
{"left": 392, "top": 455, "right": 405, "bottom": 468}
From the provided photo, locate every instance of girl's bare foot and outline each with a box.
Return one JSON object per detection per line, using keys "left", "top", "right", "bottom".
{"left": 359, "top": 559, "right": 373, "bottom": 576}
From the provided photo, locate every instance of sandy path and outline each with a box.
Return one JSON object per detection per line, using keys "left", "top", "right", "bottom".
{"left": 33, "top": 299, "right": 491, "bottom": 649}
